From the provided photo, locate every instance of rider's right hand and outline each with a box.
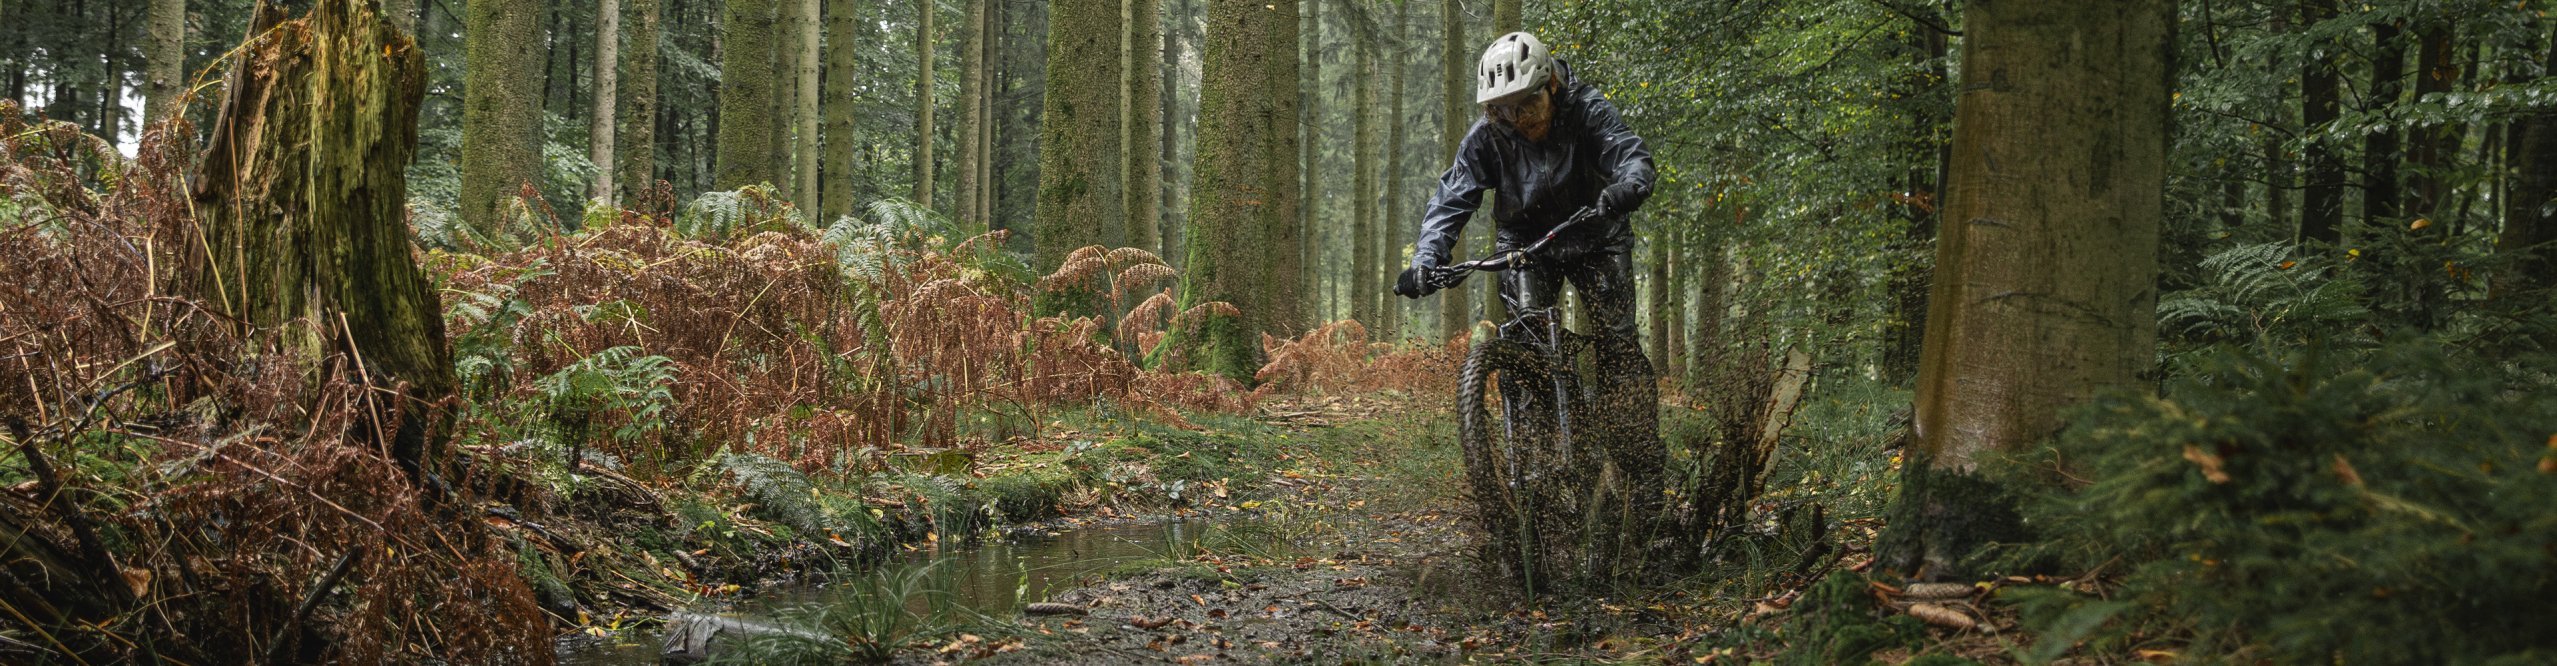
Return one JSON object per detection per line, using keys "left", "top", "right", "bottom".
{"left": 1394, "top": 266, "right": 1437, "bottom": 299}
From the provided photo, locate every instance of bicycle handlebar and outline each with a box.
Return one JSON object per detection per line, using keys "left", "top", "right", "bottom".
{"left": 1423, "top": 206, "right": 1604, "bottom": 290}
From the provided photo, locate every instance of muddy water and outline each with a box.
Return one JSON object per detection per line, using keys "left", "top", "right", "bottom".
{"left": 557, "top": 520, "right": 1229, "bottom": 664}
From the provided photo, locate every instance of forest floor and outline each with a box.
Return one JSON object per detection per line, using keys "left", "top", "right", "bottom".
{"left": 558, "top": 389, "right": 2074, "bottom": 664}
{"left": 973, "top": 394, "right": 2042, "bottom": 665}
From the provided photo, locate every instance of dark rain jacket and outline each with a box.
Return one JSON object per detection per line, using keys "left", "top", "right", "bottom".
{"left": 1410, "top": 59, "right": 1656, "bottom": 269}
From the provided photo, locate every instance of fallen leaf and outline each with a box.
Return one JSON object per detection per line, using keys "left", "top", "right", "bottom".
{"left": 1906, "top": 603, "right": 1977, "bottom": 631}
{"left": 2182, "top": 444, "right": 2231, "bottom": 484}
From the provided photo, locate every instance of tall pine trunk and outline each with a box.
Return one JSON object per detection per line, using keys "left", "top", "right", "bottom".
{"left": 1126, "top": 0, "right": 1164, "bottom": 254}
{"left": 914, "top": 0, "right": 937, "bottom": 209}
{"left": 1880, "top": 0, "right": 2173, "bottom": 577}
{"left": 1034, "top": 0, "right": 1126, "bottom": 273}
{"left": 619, "top": 0, "right": 662, "bottom": 204}
{"left": 1351, "top": 18, "right": 1379, "bottom": 331}
{"left": 1381, "top": 0, "right": 1409, "bottom": 340}
{"left": 716, "top": 0, "right": 779, "bottom": 190}
{"left": 2298, "top": 0, "right": 2343, "bottom": 244}
{"left": 1435, "top": 0, "right": 1469, "bottom": 341}
{"left": 1493, "top": 0, "right": 1518, "bottom": 34}
{"left": 2496, "top": 30, "right": 2557, "bottom": 302}
{"left": 957, "top": 0, "right": 989, "bottom": 230}
{"left": 1186, "top": 0, "right": 1300, "bottom": 374}
{"left": 822, "top": 0, "right": 861, "bottom": 220}
{"left": 592, "top": 0, "right": 622, "bottom": 205}
{"left": 144, "top": 0, "right": 186, "bottom": 125}
{"left": 792, "top": 0, "right": 821, "bottom": 211}
{"left": 2362, "top": 21, "right": 2404, "bottom": 225}
{"left": 1300, "top": 0, "right": 1325, "bottom": 318}
{"left": 460, "top": 0, "right": 547, "bottom": 240}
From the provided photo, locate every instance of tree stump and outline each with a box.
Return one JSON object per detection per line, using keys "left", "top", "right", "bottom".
{"left": 187, "top": 0, "right": 454, "bottom": 475}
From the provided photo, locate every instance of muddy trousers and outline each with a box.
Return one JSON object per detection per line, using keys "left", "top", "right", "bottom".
{"left": 1493, "top": 251, "right": 1666, "bottom": 523}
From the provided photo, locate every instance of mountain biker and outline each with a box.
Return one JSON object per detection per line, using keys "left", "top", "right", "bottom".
{"left": 1393, "top": 32, "right": 1663, "bottom": 509}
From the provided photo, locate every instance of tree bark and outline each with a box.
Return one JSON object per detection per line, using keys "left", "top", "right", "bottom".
{"left": 1034, "top": 0, "right": 1125, "bottom": 274}
{"left": 2406, "top": 25, "right": 2456, "bottom": 219}
{"left": 2495, "top": 31, "right": 2557, "bottom": 302}
{"left": 957, "top": 0, "right": 989, "bottom": 230}
{"left": 1381, "top": 0, "right": 1409, "bottom": 340}
{"left": 1435, "top": 0, "right": 1469, "bottom": 341}
{"left": 1880, "top": 0, "right": 2173, "bottom": 577}
{"left": 2298, "top": 0, "right": 2342, "bottom": 244}
{"left": 775, "top": 0, "right": 808, "bottom": 203}
{"left": 189, "top": 0, "right": 455, "bottom": 473}
{"left": 382, "top": 0, "right": 417, "bottom": 32}
{"left": 1186, "top": 0, "right": 1300, "bottom": 374}
{"left": 716, "top": 0, "right": 779, "bottom": 190}
{"left": 1493, "top": 0, "right": 1518, "bottom": 34}
{"left": 592, "top": 0, "right": 623, "bottom": 205}
{"left": 619, "top": 0, "right": 663, "bottom": 204}
{"left": 1126, "top": 0, "right": 1164, "bottom": 254}
{"left": 788, "top": 0, "right": 820, "bottom": 211}
{"left": 1299, "top": 0, "right": 1325, "bottom": 317}
{"left": 460, "top": 0, "right": 548, "bottom": 241}
{"left": 144, "top": 0, "right": 187, "bottom": 126}
{"left": 822, "top": 0, "right": 861, "bottom": 220}
{"left": 1351, "top": 9, "right": 1378, "bottom": 330}
{"left": 914, "top": 0, "right": 938, "bottom": 209}
{"left": 2362, "top": 20, "right": 2403, "bottom": 225}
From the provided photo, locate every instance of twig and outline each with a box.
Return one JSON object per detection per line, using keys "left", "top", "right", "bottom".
{"left": 264, "top": 546, "right": 364, "bottom": 666}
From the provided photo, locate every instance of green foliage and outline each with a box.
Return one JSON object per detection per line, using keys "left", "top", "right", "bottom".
{"left": 678, "top": 185, "right": 804, "bottom": 240}
{"left": 1772, "top": 571, "right": 1928, "bottom": 666}
{"left": 725, "top": 561, "right": 968, "bottom": 663}
{"left": 2156, "top": 242, "right": 2371, "bottom": 349}
{"left": 2009, "top": 343, "right": 2557, "bottom": 663}
{"left": 719, "top": 452, "right": 881, "bottom": 543}
{"left": 534, "top": 345, "right": 679, "bottom": 452}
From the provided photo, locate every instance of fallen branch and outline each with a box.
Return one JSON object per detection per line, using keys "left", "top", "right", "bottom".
{"left": 264, "top": 546, "right": 364, "bottom": 666}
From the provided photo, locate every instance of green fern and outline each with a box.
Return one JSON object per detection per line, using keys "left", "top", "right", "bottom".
{"left": 534, "top": 345, "right": 677, "bottom": 467}
{"left": 2156, "top": 241, "right": 2369, "bottom": 348}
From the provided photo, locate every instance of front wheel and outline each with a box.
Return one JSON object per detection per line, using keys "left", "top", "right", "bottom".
{"left": 1456, "top": 338, "right": 1563, "bottom": 592}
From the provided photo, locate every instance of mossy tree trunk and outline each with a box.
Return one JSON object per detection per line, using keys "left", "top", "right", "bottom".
{"left": 1187, "top": 0, "right": 1301, "bottom": 374}
{"left": 1493, "top": 0, "right": 1519, "bottom": 34}
{"left": 775, "top": 0, "right": 807, "bottom": 202}
{"left": 619, "top": 0, "right": 663, "bottom": 204}
{"left": 190, "top": 0, "right": 455, "bottom": 474}
{"left": 460, "top": 0, "right": 546, "bottom": 241}
{"left": 822, "top": 0, "right": 861, "bottom": 220}
{"left": 1879, "top": 0, "right": 2173, "bottom": 578}
{"left": 717, "top": 0, "right": 779, "bottom": 190}
{"left": 1126, "top": 0, "right": 1165, "bottom": 255}
{"left": 1034, "top": 0, "right": 1125, "bottom": 274}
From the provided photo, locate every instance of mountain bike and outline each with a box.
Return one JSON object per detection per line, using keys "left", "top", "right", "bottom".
{"left": 1418, "top": 207, "right": 1648, "bottom": 592}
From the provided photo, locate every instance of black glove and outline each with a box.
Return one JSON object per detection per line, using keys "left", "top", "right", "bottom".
{"left": 1599, "top": 182, "right": 1645, "bottom": 218}
{"left": 1394, "top": 266, "right": 1437, "bottom": 299}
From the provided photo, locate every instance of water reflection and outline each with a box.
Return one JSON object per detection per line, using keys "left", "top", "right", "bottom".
{"left": 560, "top": 519, "right": 1227, "bottom": 664}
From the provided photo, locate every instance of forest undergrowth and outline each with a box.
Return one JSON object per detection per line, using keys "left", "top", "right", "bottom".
{"left": 0, "top": 106, "right": 1461, "bottom": 664}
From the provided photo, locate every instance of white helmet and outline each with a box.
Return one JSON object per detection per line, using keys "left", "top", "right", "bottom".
{"left": 1476, "top": 32, "right": 1554, "bottom": 105}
